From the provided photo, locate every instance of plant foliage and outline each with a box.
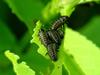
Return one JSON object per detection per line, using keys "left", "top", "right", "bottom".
{"left": 2, "top": 0, "right": 100, "bottom": 75}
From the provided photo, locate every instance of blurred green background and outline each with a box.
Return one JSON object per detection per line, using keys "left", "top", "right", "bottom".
{"left": 0, "top": 0, "right": 100, "bottom": 75}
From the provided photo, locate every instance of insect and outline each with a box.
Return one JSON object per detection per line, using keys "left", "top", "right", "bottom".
{"left": 47, "top": 43, "right": 58, "bottom": 61}
{"left": 56, "top": 29, "right": 64, "bottom": 39}
{"left": 38, "top": 16, "right": 69, "bottom": 61}
{"left": 51, "top": 16, "right": 69, "bottom": 30}
{"left": 47, "top": 29, "right": 61, "bottom": 44}
{"left": 46, "top": 16, "right": 68, "bottom": 45}
{"left": 38, "top": 29, "right": 51, "bottom": 47}
{"left": 39, "top": 29, "right": 58, "bottom": 61}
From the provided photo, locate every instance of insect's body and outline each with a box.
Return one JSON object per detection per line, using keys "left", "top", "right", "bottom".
{"left": 51, "top": 16, "right": 69, "bottom": 30}
{"left": 39, "top": 29, "right": 58, "bottom": 61}
{"left": 47, "top": 29, "right": 61, "bottom": 44}
{"left": 47, "top": 43, "right": 57, "bottom": 61}
{"left": 57, "top": 29, "right": 64, "bottom": 39}
{"left": 39, "top": 29, "right": 51, "bottom": 47}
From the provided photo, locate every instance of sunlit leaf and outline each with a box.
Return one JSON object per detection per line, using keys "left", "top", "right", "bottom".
{"left": 5, "top": 50, "right": 35, "bottom": 75}
{"left": 63, "top": 28, "right": 100, "bottom": 75}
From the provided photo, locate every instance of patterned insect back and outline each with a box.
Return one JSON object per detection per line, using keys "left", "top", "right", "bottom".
{"left": 47, "top": 43, "right": 57, "bottom": 61}
{"left": 39, "top": 29, "right": 51, "bottom": 47}
{"left": 47, "top": 29, "right": 61, "bottom": 44}
{"left": 51, "top": 16, "right": 69, "bottom": 30}
{"left": 57, "top": 29, "right": 64, "bottom": 39}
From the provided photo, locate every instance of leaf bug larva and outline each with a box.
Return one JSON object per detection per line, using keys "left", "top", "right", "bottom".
{"left": 56, "top": 29, "right": 64, "bottom": 39}
{"left": 38, "top": 29, "right": 51, "bottom": 47}
{"left": 51, "top": 16, "right": 69, "bottom": 30}
{"left": 38, "top": 29, "right": 58, "bottom": 61}
{"left": 47, "top": 29, "right": 61, "bottom": 45}
{"left": 47, "top": 43, "right": 58, "bottom": 61}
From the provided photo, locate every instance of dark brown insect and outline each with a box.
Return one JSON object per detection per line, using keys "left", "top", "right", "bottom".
{"left": 38, "top": 29, "right": 51, "bottom": 47}
{"left": 51, "top": 16, "right": 69, "bottom": 30}
{"left": 39, "top": 29, "right": 58, "bottom": 61}
{"left": 56, "top": 29, "right": 64, "bottom": 39}
{"left": 47, "top": 29, "right": 61, "bottom": 44}
{"left": 47, "top": 43, "right": 57, "bottom": 61}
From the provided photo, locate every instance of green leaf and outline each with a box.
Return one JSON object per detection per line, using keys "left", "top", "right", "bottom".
{"left": 63, "top": 28, "right": 100, "bottom": 75}
{"left": 31, "top": 21, "right": 47, "bottom": 58}
{"left": 31, "top": 21, "right": 64, "bottom": 74}
{"left": 5, "top": 0, "right": 45, "bottom": 31}
{"left": 31, "top": 21, "right": 84, "bottom": 75}
{"left": 43, "top": 0, "right": 100, "bottom": 21}
{"left": 4, "top": 50, "right": 35, "bottom": 75}
{"left": 0, "top": 20, "right": 16, "bottom": 51}
{"left": 31, "top": 20, "right": 100, "bottom": 75}
{"left": 78, "top": 16, "right": 100, "bottom": 47}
